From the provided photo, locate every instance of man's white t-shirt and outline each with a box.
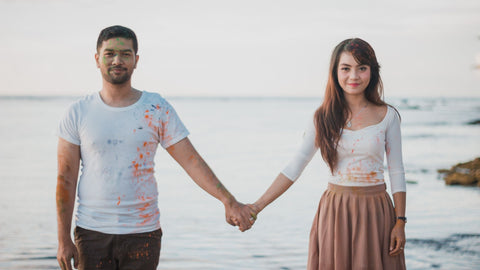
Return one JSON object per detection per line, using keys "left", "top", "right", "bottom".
{"left": 58, "top": 91, "right": 189, "bottom": 234}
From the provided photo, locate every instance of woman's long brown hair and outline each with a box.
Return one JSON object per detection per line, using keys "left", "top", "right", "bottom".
{"left": 314, "top": 38, "right": 387, "bottom": 174}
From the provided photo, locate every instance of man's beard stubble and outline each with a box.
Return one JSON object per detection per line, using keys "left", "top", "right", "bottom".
{"left": 103, "top": 67, "right": 132, "bottom": 85}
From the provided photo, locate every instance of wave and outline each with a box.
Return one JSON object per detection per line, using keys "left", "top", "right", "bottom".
{"left": 408, "top": 234, "right": 480, "bottom": 256}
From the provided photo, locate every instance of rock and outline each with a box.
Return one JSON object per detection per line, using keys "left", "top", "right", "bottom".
{"left": 466, "top": 119, "right": 480, "bottom": 125}
{"left": 439, "top": 157, "right": 480, "bottom": 186}
{"left": 444, "top": 173, "right": 476, "bottom": 185}
{"left": 454, "top": 158, "right": 480, "bottom": 171}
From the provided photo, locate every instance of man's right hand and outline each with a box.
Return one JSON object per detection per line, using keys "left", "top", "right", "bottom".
{"left": 225, "top": 200, "right": 257, "bottom": 232}
{"left": 57, "top": 240, "right": 79, "bottom": 270}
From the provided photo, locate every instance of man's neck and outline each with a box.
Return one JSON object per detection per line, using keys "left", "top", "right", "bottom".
{"left": 100, "top": 82, "right": 141, "bottom": 107}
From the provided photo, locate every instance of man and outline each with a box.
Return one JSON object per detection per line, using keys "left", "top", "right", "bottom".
{"left": 56, "top": 25, "right": 255, "bottom": 270}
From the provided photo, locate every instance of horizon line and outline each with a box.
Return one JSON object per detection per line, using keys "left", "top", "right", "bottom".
{"left": 1, "top": 95, "right": 480, "bottom": 101}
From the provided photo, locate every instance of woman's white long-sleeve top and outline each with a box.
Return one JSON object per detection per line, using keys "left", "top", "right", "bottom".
{"left": 281, "top": 106, "right": 406, "bottom": 194}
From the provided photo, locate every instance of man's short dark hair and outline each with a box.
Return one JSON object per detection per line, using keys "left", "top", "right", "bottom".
{"left": 97, "top": 25, "right": 138, "bottom": 54}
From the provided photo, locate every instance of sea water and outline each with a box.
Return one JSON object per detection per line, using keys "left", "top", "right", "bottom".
{"left": 0, "top": 96, "right": 479, "bottom": 270}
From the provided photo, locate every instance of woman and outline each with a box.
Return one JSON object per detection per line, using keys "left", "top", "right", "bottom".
{"left": 248, "top": 38, "right": 407, "bottom": 269}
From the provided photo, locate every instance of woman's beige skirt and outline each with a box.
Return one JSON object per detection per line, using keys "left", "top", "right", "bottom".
{"left": 307, "top": 183, "right": 406, "bottom": 270}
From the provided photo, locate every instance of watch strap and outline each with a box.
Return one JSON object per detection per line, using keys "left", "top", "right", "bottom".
{"left": 396, "top": 216, "right": 407, "bottom": 223}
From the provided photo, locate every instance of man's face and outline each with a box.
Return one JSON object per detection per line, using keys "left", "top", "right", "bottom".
{"left": 95, "top": 38, "right": 139, "bottom": 85}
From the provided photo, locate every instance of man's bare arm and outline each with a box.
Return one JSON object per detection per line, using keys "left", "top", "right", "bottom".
{"left": 167, "top": 138, "right": 255, "bottom": 231}
{"left": 56, "top": 138, "right": 80, "bottom": 270}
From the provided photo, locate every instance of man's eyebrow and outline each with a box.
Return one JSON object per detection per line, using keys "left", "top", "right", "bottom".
{"left": 103, "top": 48, "right": 133, "bottom": 53}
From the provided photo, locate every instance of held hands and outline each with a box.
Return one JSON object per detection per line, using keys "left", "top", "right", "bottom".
{"left": 224, "top": 200, "right": 259, "bottom": 232}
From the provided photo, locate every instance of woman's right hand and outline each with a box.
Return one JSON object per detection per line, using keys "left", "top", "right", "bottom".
{"left": 247, "top": 203, "right": 260, "bottom": 218}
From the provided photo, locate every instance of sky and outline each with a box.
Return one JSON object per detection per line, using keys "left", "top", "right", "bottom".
{"left": 1, "top": 0, "right": 479, "bottom": 97}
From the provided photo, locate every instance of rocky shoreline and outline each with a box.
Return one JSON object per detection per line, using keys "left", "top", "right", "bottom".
{"left": 438, "top": 158, "right": 480, "bottom": 186}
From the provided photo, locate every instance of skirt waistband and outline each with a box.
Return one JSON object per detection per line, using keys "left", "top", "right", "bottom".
{"left": 327, "top": 183, "right": 386, "bottom": 194}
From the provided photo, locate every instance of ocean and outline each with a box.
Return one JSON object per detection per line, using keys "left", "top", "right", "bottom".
{"left": 0, "top": 95, "right": 479, "bottom": 270}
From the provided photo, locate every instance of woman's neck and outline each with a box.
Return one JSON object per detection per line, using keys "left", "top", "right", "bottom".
{"left": 345, "top": 94, "right": 369, "bottom": 111}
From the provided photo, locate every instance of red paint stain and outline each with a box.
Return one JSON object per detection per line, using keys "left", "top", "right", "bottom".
{"left": 117, "top": 196, "right": 121, "bottom": 205}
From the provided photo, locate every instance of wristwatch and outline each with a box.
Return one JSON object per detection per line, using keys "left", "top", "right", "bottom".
{"left": 396, "top": 216, "right": 407, "bottom": 223}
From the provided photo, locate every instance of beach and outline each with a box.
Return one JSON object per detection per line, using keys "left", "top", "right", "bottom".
{"left": 0, "top": 96, "right": 479, "bottom": 269}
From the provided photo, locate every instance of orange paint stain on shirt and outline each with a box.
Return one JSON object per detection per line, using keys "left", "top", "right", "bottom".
{"left": 138, "top": 195, "right": 154, "bottom": 201}
{"left": 137, "top": 202, "right": 151, "bottom": 212}
{"left": 137, "top": 209, "right": 160, "bottom": 226}
{"left": 138, "top": 213, "right": 154, "bottom": 226}
{"left": 364, "top": 171, "right": 378, "bottom": 182}
{"left": 139, "top": 213, "right": 152, "bottom": 219}
{"left": 133, "top": 167, "right": 153, "bottom": 177}
{"left": 163, "top": 135, "right": 173, "bottom": 144}
{"left": 117, "top": 196, "right": 121, "bottom": 206}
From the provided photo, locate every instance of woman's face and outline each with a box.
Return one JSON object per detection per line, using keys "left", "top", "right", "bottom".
{"left": 337, "top": 52, "right": 371, "bottom": 97}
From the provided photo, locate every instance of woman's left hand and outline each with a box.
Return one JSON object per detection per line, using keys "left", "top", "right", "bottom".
{"left": 389, "top": 221, "right": 406, "bottom": 256}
